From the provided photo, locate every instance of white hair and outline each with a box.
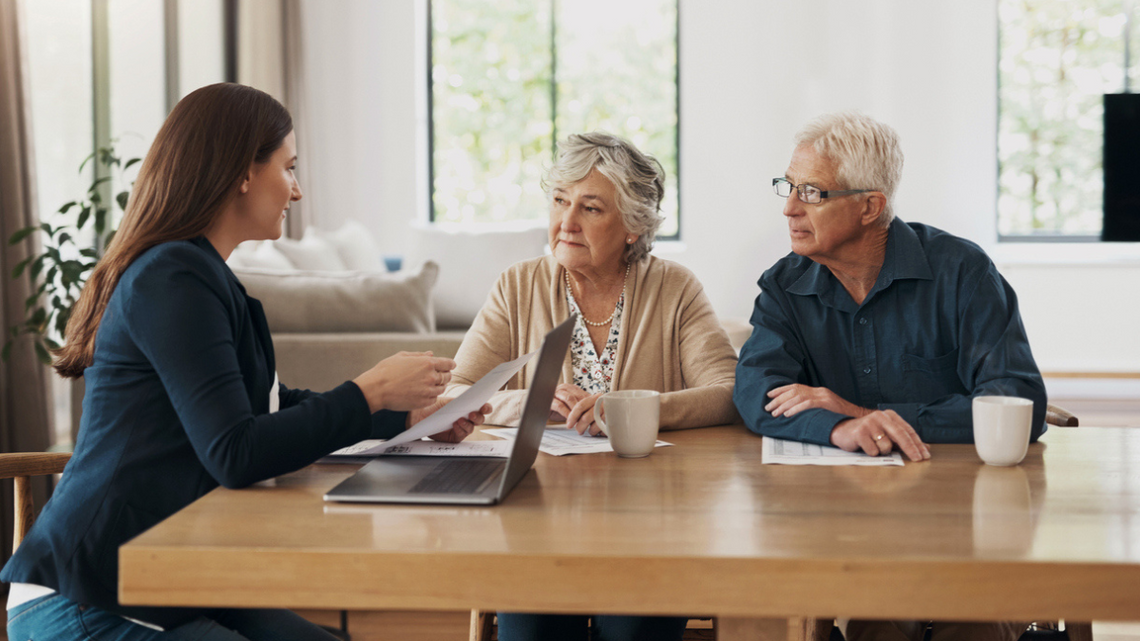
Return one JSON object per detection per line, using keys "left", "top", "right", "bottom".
{"left": 794, "top": 112, "right": 904, "bottom": 226}
{"left": 543, "top": 131, "right": 665, "bottom": 263}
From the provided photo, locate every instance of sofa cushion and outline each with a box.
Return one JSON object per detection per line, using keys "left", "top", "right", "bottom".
{"left": 228, "top": 241, "right": 295, "bottom": 271}
{"left": 405, "top": 224, "right": 548, "bottom": 329}
{"left": 233, "top": 261, "right": 439, "bottom": 333}
{"left": 317, "top": 221, "right": 385, "bottom": 272}
{"left": 273, "top": 233, "right": 348, "bottom": 271}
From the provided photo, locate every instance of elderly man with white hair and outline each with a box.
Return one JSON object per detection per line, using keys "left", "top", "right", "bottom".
{"left": 734, "top": 112, "right": 1046, "bottom": 639}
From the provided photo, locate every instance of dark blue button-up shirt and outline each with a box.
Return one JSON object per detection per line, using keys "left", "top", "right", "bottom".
{"left": 734, "top": 218, "right": 1047, "bottom": 445}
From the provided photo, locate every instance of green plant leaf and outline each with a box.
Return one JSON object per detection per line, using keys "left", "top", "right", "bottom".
{"left": 116, "top": 191, "right": 129, "bottom": 211}
{"left": 104, "top": 229, "right": 117, "bottom": 247}
{"left": 24, "top": 291, "right": 39, "bottom": 311}
{"left": 124, "top": 157, "right": 141, "bottom": 170}
{"left": 54, "top": 310, "right": 68, "bottom": 336}
{"left": 79, "top": 248, "right": 97, "bottom": 258}
{"left": 33, "top": 340, "right": 51, "bottom": 365}
{"left": 39, "top": 222, "right": 55, "bottom": 238}
{"left": 29, "top": 306, "right": 46, "bottom": 327}
{"left": 30, "top": 254, "right": 47, "bottom": 279}
{"left": 1, "top": 340, "right": 11, "bottom": 363}
{"left": 76, "top": 205, "right": 91, "bottom": 229}
{"left": 78, "top": 150, "right": 97, "bottom": 174}
{"left": 57, "top": 232, "right": 71, "bottom": 246}
{"left": 44, "top": 337, "right": 61, "bottom": 350}
{"left": 95, "top": 208, "right": 107, "bottom": 235}
{"left": 8, "top": 226, "right": 37, "bottom": 245}
{"left": 11, "top": 256, "right": 32, "bottom": 279}
{"left": 58, "top": 200, "right": 78, "bottom": 214}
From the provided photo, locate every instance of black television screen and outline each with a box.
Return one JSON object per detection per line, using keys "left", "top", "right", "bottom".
{"left": 1103, "top": 93, "right": 1140, "bottom": 241}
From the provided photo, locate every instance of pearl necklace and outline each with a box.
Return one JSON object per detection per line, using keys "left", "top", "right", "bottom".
{"left": 565, "top": 262, "right": 632, "bottom": 327}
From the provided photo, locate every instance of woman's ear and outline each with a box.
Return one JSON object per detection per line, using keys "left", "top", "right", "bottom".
{"left": 239, "top": 170, "right": 252, "bottom": 195}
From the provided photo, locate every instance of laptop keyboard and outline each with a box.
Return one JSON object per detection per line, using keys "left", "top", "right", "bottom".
{"left": 409, "top": 459, "right": 502, "bottom": 494}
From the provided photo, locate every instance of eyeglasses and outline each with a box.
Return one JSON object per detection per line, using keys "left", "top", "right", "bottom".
{"left": 772, "top": 177, "right": 874, "bottom": 204}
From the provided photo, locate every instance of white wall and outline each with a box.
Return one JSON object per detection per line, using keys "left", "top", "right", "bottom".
{"left": 299, "top": 0, "right": 1140, "bottom": 376}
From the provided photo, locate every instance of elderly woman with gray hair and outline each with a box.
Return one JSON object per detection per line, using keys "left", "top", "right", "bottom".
{"left": 447, "top": 132, "right": 738, "bottom": 641}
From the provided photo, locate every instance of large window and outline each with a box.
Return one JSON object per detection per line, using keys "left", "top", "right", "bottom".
{"left": 997, "top": 1, "right": 1135, "bottom": 239}
{"left": 429, "top": 0, "right": 680, "bottom": 237}
{"left": 22, "top": 0, "right": 226, "bottom": 445}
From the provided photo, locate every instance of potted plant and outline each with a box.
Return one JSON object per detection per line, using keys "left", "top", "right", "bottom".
{"left": 4, "top": 145, "right": 139, "bottom": 364}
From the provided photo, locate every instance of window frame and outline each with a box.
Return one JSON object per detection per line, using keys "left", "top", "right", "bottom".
{"left": 426, "top": 0, "right": 682, "bottom": 240}
{"left": 994, "top": 0, "right": 1135, "bottom": 245}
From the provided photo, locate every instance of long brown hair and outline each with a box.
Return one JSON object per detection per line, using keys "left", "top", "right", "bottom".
{"left": 55, "top": 83, "right": 293, "bottom": 378}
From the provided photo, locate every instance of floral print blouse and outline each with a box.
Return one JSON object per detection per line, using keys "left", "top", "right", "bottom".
{"left": 565, "top": 287, "right": 624, "bottom": 395}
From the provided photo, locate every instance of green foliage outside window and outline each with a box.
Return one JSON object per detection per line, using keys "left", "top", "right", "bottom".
{"left": 431, "top": 0, "right": 679, "bottom": 237}
{"left": 998, "top": 0, "right": 1133, "bottom": 237}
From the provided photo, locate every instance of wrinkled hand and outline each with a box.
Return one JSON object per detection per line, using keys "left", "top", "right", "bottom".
{"left": 407, "top": 398, "right": 493, "bottom": 443}
{"left": 564, "top": 392, "right": 605, "bottom": 436}
{"left": 550, "top": 383, "right": 591, "bottom": 421}
{"left": 830, "top": 410, "right": 930, "bottom": 462}
{"left": 766, "top": 384, "right": 868, "bottom": 419}
{"left": 353, "top": 351, "right": 456, "bottom": 413}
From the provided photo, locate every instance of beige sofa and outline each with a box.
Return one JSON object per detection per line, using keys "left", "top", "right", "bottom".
{"left": 228, "top": 221, "right": 552, "bottom": 393}
{"left": 228, "top": 221, "right": 753, "bottom": 395}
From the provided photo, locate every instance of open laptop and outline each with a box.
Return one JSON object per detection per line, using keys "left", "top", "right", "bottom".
{"left": 323, "top": 315, "right": 574, "bottom": 506}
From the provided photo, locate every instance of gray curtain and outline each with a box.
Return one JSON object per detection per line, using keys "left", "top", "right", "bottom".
{"left": 238, "top": 0, "right": 310, "bottom": 239}
{"left": 0, "top": 0, "right": 54, "bottom": 571}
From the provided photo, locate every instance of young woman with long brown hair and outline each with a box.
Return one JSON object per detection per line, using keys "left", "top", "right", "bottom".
{"left": 1, "top": 83, "right": 486, "bottom": 640}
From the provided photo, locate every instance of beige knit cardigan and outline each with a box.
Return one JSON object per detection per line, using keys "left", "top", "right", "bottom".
{"left": 446, "top": 254, "right": 740, "bottom": 430}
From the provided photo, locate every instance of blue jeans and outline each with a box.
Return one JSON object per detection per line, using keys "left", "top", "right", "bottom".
{"left": 496, "top": 612, "right": 688, "bottom": 641}
{"left": 7, "top": 593, "right": 339, "bottom": 641}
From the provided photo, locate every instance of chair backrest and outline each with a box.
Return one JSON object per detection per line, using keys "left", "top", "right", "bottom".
{"left": 1045, "top": 403, "right": 1079, "bottom": 428}
{"left": 0, "top": 453, "right": 71, "bottom": 553}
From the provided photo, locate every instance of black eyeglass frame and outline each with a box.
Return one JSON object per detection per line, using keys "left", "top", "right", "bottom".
{"left": 772, "top": 177, "right": 875, "bottom": 204}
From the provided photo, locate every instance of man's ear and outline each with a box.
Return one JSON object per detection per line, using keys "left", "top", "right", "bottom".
{"left": 861, "top": 192, "right": 886, "bottom": 226}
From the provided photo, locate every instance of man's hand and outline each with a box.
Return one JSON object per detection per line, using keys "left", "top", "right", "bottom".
{"left": 830, "top": 410, "right": 930, "bottom": 461}
{"left": 407, "top": 399, "right": 493, "bottom": 443}
{"left": 765, "top": 383, "right": 869, "bottom": 419}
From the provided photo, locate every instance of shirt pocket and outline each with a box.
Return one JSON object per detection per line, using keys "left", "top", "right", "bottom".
{"left": 900, "top": 348, "right": 965, "bottom": 398}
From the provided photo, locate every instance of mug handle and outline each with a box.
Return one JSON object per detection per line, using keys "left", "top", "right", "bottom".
{"left": 594, "top": 396, "right": 608, "bottom": 436}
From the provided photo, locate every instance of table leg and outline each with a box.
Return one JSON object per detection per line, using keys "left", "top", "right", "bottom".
{"left": 1065, "top": 622, "right": 1094, "bottom": 641}
{"left": 718, "top": 617, "right": 822, "bottom": 641}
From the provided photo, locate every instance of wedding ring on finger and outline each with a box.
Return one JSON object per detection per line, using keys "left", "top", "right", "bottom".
{"left": 874, "top": 433, "right": 884, "bottom": 441}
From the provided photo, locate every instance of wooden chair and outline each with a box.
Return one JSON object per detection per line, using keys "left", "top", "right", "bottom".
{"left": 0, "top": 453, "right": 359, "bottom": 640}
{"left": 0, "top": 452, "right": 72, "bottom": 553}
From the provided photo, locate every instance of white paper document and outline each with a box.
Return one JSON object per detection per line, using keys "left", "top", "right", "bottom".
{"left": 381, "top": 349, "right": 538, "bottom": 447}
{"left": 761, "top": 436, "right": 904, "bottom": 466}
{"left": 328, "top": 438, "right": 513, "bottom": 458}
{"left": 482, "top": 426, "right": 673, "bottom": 457}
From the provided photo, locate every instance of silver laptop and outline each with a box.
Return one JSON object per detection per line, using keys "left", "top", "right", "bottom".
{"left": 323, "top": 315, "right": 574, "bottom": 506}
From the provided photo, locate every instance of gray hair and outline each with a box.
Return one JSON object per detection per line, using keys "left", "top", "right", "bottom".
{"left": 794, "top": 112, "right": 904, "bottom": 226}
{"left": 543, "top": 131, "right": 665, "bottom": 263}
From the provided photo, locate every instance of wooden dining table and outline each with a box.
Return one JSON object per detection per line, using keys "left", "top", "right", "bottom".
{"left": 118, "top": 425, "right": 1140, "bottom": 640}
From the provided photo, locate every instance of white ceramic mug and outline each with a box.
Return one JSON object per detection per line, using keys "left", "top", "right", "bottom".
{"left": 972, "top": 395, "right": 1034, "bottom": 466}
{"left": 595, "top": 390, "right": 661, "bottom": 458}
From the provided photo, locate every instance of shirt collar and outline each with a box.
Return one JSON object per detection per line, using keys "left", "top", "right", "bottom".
{"left": 786, "top": 218, "right": 933, "bottom": 310}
